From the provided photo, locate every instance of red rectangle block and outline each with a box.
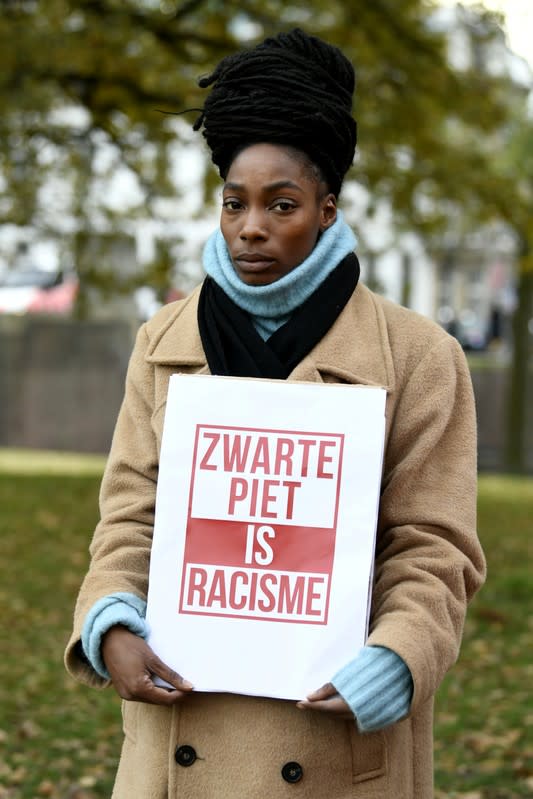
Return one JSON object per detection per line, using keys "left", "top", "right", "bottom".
{"left": 183, "top": 518, "right": 336, "bottom": 573}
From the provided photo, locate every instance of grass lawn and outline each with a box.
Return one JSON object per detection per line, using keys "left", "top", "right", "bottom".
{"left": 0, "top": 451, "right": 531, "bottom": 798}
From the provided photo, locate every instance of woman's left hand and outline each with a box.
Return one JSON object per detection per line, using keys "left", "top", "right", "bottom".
{"left": 296, "top": 682, "right": 354, "bottom": 720}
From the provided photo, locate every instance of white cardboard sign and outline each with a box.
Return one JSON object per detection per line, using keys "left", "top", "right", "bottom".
{"left": 146, "top": 374, "right": 386, "bottom": 701}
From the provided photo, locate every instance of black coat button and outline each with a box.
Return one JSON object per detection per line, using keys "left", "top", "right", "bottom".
{"left": 281, "top": 761, "right": 303, "bottom": 783}
{"left": 175, "top": 744, "right": 197, "bottom": 767}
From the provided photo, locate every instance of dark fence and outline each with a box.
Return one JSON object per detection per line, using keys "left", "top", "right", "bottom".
{"left": 471, "top": 367, "right": 533, "bottom": 473}
{"left": 1, "top": 317, "right": 531, "bottom": 471}
{"left": 0, "top": 316, "right": 133, "bottom": 454}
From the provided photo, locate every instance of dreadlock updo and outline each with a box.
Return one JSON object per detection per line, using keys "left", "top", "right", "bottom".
{"left": 193, "top": 28, "right": 357, "bottom": 198}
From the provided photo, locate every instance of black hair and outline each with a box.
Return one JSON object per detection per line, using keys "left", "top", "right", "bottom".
{"left": 193, "top": 28, "right": 357, "bottom": 198}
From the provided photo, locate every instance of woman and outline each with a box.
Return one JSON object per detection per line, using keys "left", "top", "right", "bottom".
{"left": 65, "top": 29, "right": 485, "bottom": 798}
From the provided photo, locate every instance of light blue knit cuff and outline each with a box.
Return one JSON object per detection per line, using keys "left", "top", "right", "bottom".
{"left": 331, "top": 646, "right": 414, "bottom": 733}
{"left": 81, "top": 592, "right": 148, "bottom": 679}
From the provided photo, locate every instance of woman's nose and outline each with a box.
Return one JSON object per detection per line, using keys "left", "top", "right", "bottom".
{"left": 239, "top": 210, "right": 267, "bottom": 241}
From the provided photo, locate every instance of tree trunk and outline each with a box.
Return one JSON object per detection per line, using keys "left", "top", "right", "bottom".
{"left": 401, "top": 251, "right": 412, "bottom": 308}
{"left": 504, "top": 241, "right": 533, "bottom": 473}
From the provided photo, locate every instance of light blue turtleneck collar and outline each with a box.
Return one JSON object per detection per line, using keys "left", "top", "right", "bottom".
{"left": 202, "top": 211, "right": 357, "bottom": 339}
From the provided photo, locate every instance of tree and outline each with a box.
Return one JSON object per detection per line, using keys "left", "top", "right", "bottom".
{"left": 0, "top": 0, "right": 515, "bottom": 257}
{"left": 0, "top": 0, "right": 240, "bottom": 301}
{"left": 491, "top": 107, "right": 533, "bottom": 473}
{"left": 506, "top": 243, "right": 533, "bottom": 473}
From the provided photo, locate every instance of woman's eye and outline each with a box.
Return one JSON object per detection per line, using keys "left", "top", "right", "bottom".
{"left": 222, "top": 199, "right": 242, "bottom": 211}
{"left": 272, "top": 201, "right": 295, "bottom": 212}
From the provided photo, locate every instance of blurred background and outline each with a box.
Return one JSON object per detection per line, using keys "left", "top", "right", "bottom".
{"left": 0, "top": 0, "right": 532, "bottom": 472}
{"left": 0, "top": 2, "right": 532, "bottom": 798}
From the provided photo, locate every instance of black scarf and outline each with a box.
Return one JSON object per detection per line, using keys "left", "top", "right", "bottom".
{"left": 197, "top": 253, "right": 360, "bottom": 379}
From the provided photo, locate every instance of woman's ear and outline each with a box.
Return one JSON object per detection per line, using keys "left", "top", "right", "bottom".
{"left": 320, "top": 194, "right": 337, "bottom": 231}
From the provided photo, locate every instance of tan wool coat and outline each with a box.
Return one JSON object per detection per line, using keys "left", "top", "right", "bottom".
{"left": 65, "top": 282, "right": 486, "bottom": 799}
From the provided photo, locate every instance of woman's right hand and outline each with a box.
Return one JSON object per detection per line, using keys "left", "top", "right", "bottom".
{"left": 101, "top": 625, "right": 194, "bottom": 705}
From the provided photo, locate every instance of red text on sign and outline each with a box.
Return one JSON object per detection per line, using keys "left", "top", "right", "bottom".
{"left": 199, "top": 432, "right": 336, "bottom": 479}
{"left": 182, "top": 563, "right": 328, "bottom": 622}
{"left": 227, "top": 478, "right": 302, "bottom": 519}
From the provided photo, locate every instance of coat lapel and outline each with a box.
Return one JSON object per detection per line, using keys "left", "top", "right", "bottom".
{"left": 289, "top": 284, "right": 395, "bottom": 391}
{"left": 145, "top": 286, "right": 208, "bottom": 370}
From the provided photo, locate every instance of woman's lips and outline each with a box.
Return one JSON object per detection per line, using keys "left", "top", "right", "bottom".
{"left": 234, "top": 255, "right": 276, "bottom": 272}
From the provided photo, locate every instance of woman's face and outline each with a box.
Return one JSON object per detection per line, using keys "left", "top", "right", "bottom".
{"left": 220, "top": 143, "right": 337, "bottom": 286}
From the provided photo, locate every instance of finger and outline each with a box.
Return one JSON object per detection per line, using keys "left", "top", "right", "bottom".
{"left": 296, "top": 695, "right": 353, "bottom": 718}
{"left": 304, "top": 682, "right": 337, "bottom": 702}
{"left": 119, "top": 672, "right": 190, "bottom": 706}
{"left": 141, "top": 682, "right": 192, "bottom": 706}
{"left": 146, "top": 655, "right": 194, "bottom": 692}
